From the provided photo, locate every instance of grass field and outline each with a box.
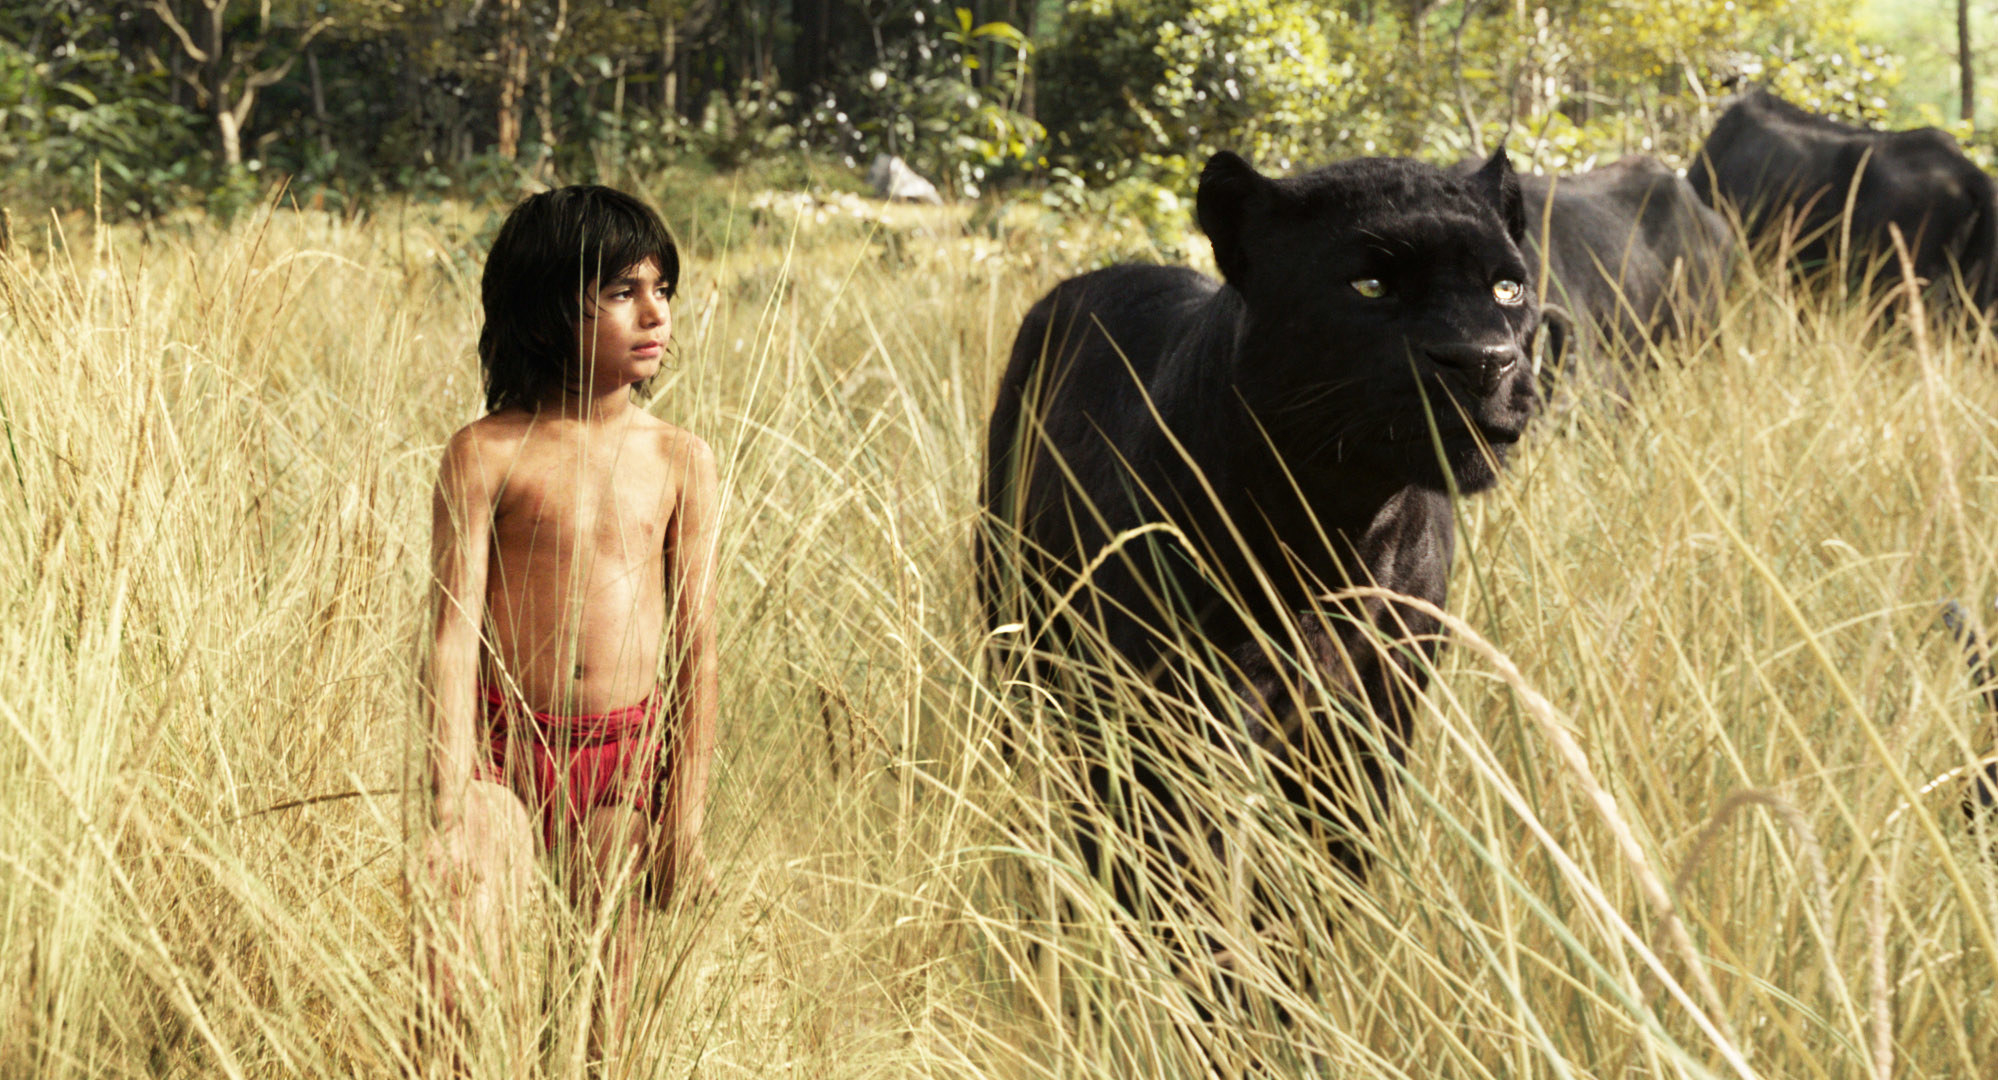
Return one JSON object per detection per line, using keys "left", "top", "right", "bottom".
{"left": 5, "top": 174, "right": 1998, "bottom": 1079}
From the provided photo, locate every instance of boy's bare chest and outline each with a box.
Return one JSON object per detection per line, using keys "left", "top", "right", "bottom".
{"left": 493, "top": 458, "right": 672, "bottom": 560}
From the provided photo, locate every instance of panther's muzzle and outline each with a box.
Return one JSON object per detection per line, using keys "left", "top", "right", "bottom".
{"left": 1424, "top": 341, "right": 1524, "bottom": 397}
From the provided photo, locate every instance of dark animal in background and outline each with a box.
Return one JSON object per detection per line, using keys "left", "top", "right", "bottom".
{"left": 978, "top": 149, "right": 1543, "bottom": 895}
{"left": 1687, "top": 89, "right": 1998, "bottom": 314}
{"left": 1939, "top": 599, "right": 1998, "bottom": 819}
{"left": 1508, "top": 156, "right": 1733, "bottom": 393}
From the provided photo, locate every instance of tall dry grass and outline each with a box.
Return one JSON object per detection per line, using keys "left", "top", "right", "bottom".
{"left": 3, "top": 180, "right": 1998, "bottom": 1079}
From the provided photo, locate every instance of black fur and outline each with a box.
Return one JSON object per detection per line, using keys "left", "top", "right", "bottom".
{"left": 1688, "top": 89, "right": 1998, "bottom": 313}
{"left": 1508, "top": 156, "right": 1733, "bottom": 391}
{"left": 1940, "top": 600, "right": 1998, "bottom": 820}
{"left": 980, "top": 149, "right": 1541, "bottom": 891}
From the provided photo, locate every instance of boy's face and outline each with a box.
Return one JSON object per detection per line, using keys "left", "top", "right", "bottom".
{"left": 579, "top": 257, "right": 672, "bottom": 391}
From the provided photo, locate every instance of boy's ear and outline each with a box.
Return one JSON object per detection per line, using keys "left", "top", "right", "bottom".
{"left": 1473, "top": 146, "right": 1527, "bottom": 245}
{"left": 1197, "top": 151, "right": 1272, "bottom": 287}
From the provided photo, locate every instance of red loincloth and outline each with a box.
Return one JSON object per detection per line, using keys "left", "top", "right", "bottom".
{"left": 473, "top": 684, "right": 667, "bottom": 848}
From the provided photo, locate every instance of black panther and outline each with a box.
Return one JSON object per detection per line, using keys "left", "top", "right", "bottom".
{"left": 979, "top": 149, "right": 1543, "bottom": 900}
{"left": 1689, "top": 88, "right": 1998, "bottom": 315}
{"left": 1508, "top": 156, "right": 1733, "bottom": 394}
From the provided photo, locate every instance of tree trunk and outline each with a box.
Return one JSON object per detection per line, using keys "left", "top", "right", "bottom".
{"left": 496, "top": 0, "right": 527, "bottom": 159}
{"left": 535, "top": 67, "right": 556, "bottom": 176}
{"left": 732, "top": 1, "right": 752, "bottom": 89}
{"left": 150, "top": 0, "right": 324, "bottom": 171}
{"left": 1015, "top": 0, "right": 1036, "bottom": 117}
{"left": 394, "top": 8, "right": 423, "bottom": 154}
{"left": 216, "top": 111, "right": 243, "bottom": 168}
{"left": 662, "top": 17, "right": 678, "bottom": 115}
{"left": 1962, "top": 0, "right": 1976, "bottom": 125}
{"left": 755, "top": 0, "right": 774, "bottom": 86}
{"left": 200, "top": 0, "right": 238, "bottom": 166}
{"left": 534, "top": 0, "right": 569, "bottom": 177}
{"left": 793, "top": 0, "right": 829, "bottom": 94}
{"left": 307, "top": 47, "right": 331, "bottom": 154}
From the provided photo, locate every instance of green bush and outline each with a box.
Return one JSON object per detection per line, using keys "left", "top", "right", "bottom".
{"left": 1755, "top": 39, "right": 1903, "bottom": 126}
{"left": 1037, "top": 0, "right": 1364, "bottom": 189}
{"left": 820, "top": 5, "right": 1043, "bottom": 198}
{"left": 0, "top": 36, "right": 199, "bottom": 217}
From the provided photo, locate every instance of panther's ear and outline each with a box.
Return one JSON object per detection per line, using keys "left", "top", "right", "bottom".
{"left": 1197, "top": 150, "right": 1271, "bottom": 286}
{"left": 1473, "top": 147, "right": 1527, "bottom": 245}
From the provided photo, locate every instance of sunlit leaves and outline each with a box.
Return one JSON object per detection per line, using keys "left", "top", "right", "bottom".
{"left": 1038, "top": 0, "right": 1364, "bottom": 189}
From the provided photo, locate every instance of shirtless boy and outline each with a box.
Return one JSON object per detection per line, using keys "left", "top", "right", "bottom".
{"left": 420, "top": 185, "right": 719, "bottom": 1063}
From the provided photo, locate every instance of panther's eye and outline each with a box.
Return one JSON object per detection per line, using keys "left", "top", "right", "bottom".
{"left": 1492, "top": 279, "right": 1525, "bottom": 305}
{"left": 1351, "top": 278, "right": 1387, "bottom": 299}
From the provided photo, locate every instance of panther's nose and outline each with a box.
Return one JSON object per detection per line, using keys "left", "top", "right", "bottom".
{"left": 1425, "top": 342, "right": 1522, "bottom": 395}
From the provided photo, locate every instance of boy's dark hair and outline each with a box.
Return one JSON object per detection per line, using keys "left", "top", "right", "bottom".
{"left": 478, "top": 185, "right": 680, "bottom": 413}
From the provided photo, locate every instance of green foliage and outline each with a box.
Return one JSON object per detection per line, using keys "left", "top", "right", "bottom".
{"left": 1857, "top": 0, "right": 1998, "bottom": 130}
{"left": 0, "top": 0, "right": 1966, "bottom": 221}
{"left": 820, "top": 3, "right": 1043, "bottom": 197}
{"left": 1037, "top": 0, "right": 1363, "bottom": 188}
{"left": 684, "top": 87, "right": 803, "bottom": 170}
{"left": 0, "top": 18, "right": 199, "bottom": 217}
{"left": 1755, "top": 39, "right": 1903, "bottom": 125}
{"left": 1556, "top": 0, "right": 1743, "bottom": 87}
{"left": 1029, "top": 0, "right": 1923, "bottom": 203}
{"left": 1026, "top": 169, "right": 1197, "bottom": 263}
{"left": 1456, "top": 2, "right": 1911, "bottom": 174}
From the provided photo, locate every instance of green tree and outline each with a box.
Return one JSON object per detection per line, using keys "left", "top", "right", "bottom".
{"left": 0, "top": 0, "right": 200, "bottom": 215}
{"left": 1036, "top": 0, "right": 1367, "bottom": 186}
{"left": 145, "top": 0, "right": 331, "bottom": 169}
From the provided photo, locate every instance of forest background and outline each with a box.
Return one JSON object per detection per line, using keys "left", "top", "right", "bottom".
{"left": 1, "top": 0, "right": 1989, "bottom": 235}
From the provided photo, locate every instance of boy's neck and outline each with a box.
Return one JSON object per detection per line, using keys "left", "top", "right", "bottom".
{"left": 540, "top": 384, "right": 637, "bottom": 424}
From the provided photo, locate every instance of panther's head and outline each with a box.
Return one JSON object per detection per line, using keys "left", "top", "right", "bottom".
{"left": 1198, "top": 149, "right": 1543, "bottom": 495}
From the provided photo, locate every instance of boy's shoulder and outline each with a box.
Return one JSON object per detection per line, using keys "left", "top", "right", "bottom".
{"left": 442, "top": 409, "right": 534, "bottom": 462}
{"left": 634, "top": 412, "right": 716, "bottom": 472}
{"left": 452, "top": 407, "right": 538, "bottom": 441}
{"left": 434, "top": 410, "right": 542, "bottom": 496}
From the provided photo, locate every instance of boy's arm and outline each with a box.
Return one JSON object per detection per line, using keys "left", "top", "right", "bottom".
{"left": 664, "top": 435, "right": 721, "bottom": 869}
{"left": 429, "top": 428, "right": 497, "bottom": 831}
